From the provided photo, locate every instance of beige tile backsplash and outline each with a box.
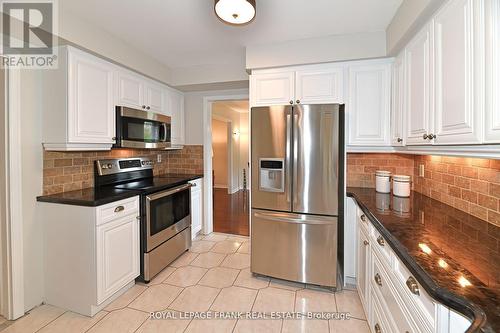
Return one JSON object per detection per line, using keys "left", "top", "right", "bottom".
{"left": 43, "top": 145, "right": 203, "bottom": 195}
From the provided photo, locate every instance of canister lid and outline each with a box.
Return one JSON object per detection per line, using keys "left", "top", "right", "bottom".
{"left": 375, "top": 170, "right": 392, "bottom": 177}
{"left": 393, "top": 175, "right": 411, "bottom": 182}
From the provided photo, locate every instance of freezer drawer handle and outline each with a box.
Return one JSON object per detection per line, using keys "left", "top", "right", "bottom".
{"left": 253, "top": 212, "right": 334, "bottom": 225}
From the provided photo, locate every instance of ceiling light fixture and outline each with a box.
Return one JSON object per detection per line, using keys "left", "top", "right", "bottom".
{"left": 214, "top": 0, "right": 256, "bottom": 25}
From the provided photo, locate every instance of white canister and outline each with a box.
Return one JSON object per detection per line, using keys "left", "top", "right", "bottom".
{"left": 375, "top": 171, "right": 391, "bottom": 193}
{"left": 393, "top": 175, "right": 411, "bottom": 197}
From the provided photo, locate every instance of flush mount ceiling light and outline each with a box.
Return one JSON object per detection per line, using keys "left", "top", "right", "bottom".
{"left": 214, "top": 0, "right": 256, "bottom": 25}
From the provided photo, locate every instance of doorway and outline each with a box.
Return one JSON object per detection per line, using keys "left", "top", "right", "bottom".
{"left": 211, "top": 100, "right": 249, "bottom": 236}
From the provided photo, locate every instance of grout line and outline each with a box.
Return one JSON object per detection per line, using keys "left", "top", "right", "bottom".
{"left": 33, "top": 308, "right": 67, "bottom": 333}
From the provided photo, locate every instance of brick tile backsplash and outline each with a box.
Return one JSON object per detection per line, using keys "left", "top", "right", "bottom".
{"left": 43, "top": 145, "right": 203, "bottom": 195}
{"left": 414, "top": 155, "right": 500, "bottom": 227}
{"left": 347, "top": 153, "right": 500, "bottom": 227}
{"left": 346, "top": 153, "right": 415, "bottom": 188}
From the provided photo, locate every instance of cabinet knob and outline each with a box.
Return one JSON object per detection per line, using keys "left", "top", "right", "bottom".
{"left": 114, "top": 205, "right": 125, "bottom": 213}
{"left": 296, "top": 100, "right": 301, "bottom": 104}
{"left": 363, "top": 240, "right": 369, "bottom": 246}
{"left": 142, "top": 105, "right": 146, "bottom": 109}
{"left": 136, "top": 216, "right": 141, "bottom": 220}
{"left": 289, "top": 100, "right": 294, "bottom": 105}
{"left": 112, "top": 137, "right": 117, "bottom": 141}
{"left": 423, "top": 133, "right": 429, "bottom": 140}
{"left": 376, "top": 236, "right": 385, "bottom": 246}
{"left": 374, "top": 273, "right": 382, "bottom": 286}
{"left": 374, "top": 323, "right": 382, "bottom": 333}
{"left": 146, "top": 106, "right": 151, "bottom": 110}
{"left": 360, "top": 214, "right": 367, "bottom": 222}
{"left": 190, "top": 183, "right": 197, "bottom": 187}
{"left": 406, "top": 276, "right": 420, "bottom": 296}
{"left": 397, "top": 137, "right": 403, "bottom": 143}
{"left": 428, "top": 133, "right": 436, "bottom": 140}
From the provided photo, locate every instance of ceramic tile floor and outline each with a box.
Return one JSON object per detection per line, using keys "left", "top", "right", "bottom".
{"left": 0, "top": 233, "right": 370, "bottom": 333}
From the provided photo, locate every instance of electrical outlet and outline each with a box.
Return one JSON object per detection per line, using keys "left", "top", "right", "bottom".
{"left": 157, "top": 154, "right": 162, "bottom": 163}
{"left": 418, "top": 164, "right": 425, "bottom": 177}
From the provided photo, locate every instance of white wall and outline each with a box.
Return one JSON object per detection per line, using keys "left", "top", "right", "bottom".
{"left": 386, "top": 0, "right": 446, "bottom": 55}
{"left": 20, "top": 70, "right": 44, "bottom": 311}
{"left": 171, "top": 61, "right": 248, "bottom": 87}
{"left": 211, "top": 119, "right": 229, "bottom": 188}
{"left": 246, "top": 32, "right": 387, "bottom": 70}
{"left": 184, "top": 89, "right": 249, "bottom": 145}
{"left": 58, "top": 6, "right": 172, "bottom": 84}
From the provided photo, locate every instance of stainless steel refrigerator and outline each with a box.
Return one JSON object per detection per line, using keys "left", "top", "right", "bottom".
{"left": 250, "top": 104, "right": 344, "bottom": 288}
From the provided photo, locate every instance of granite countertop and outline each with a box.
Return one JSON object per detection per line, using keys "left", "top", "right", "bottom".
{"left": 347, "top": 187, "right": 499, "bottom": 333}
{"left": 37, "top": 174, "right": 203, "bottom": 207}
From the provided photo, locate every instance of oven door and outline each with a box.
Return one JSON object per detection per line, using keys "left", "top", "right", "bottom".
{"left": 116, "top": 106, "right": 171, "bottom": 149}
{"left": 145, "top": 183, "right": 191, "bottom": 251}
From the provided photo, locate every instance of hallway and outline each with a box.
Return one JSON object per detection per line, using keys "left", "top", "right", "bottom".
{"left": 213, "top": 188, "right": 249, "bottom": 236}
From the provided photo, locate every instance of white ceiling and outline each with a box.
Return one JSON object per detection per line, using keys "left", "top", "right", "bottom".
{"left": 61, "top": 0, "right": 402, "bottom": 71}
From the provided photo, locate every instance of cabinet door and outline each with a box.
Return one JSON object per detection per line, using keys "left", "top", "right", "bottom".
{"left": 391, "top": 53, "right": 406, "bottom": 146}
{"left": 190, "top": 180, "right": 203, "bottom": 239}
{"left": 347, "top": 62, "right": 391, "bottom": 146}
{"left": 168, "top": 89, "right": 185, "bottom": 145}
{"left": 357, "top": 227, "right": 370, "bottom": 309}
{"left": 295, "top": 67, "right": 344, "bottom": 104}
{"left": 485, "top": 0, "right": 500, "bottom": 143}
{"left": 144, "top": 82, "right": 166, "bottom": 114}
{"left": 434, "top": 0, "right": 484, "bottom": 144}
{"left": 68, "top": 50, "right": 115, "bottom": 143}
{"left": 250, "top": 72, "right": 294, "bottom": 107}
{"left": 406, "top": 24, "right": 434, "bottom": 145}
{"left": 96, "top": 215, "right": 140, "bottom": 304}
{"left": 116, "top": 71, "right": 144, "bottom": 109}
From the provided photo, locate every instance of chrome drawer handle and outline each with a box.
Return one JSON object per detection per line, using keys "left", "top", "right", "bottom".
{"left": 114, "top": 205, "right": 125, "bottom": 213}
{"left": 363, "top": 240, "right": 369, "bottom": 246}
{"left": 374, "top": 273, "right": 382, "bottom": 286}
{"left": 377, "top": 236, "right": 385, "bottom": 246}
{"left": 375, "top": 323, "right": 382, "bottom": 333}
{"left": 406, "top": 276, "right": 420, "bottom": 296}
{"left": 360, "top": 214, "right": 367, "bottom": 222}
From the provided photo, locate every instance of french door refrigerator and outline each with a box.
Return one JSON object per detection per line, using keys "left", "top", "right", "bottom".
{"left": 251, "top": 104, "right": 344, "bottom": 288}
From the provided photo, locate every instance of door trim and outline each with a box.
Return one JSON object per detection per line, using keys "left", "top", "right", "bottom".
{"left": 202, "top": 93, "right": 249, "bottom": 235}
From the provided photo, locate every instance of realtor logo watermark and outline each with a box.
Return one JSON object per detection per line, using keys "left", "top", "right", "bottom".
{"left": 1, "top": 0, "right": 58, "bottom": 68}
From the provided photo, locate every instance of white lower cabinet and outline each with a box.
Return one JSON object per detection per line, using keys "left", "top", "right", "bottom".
{"left": 40, "top": 196, "right": 140, "bottom": 316}
{"left": 96, "top": 214, "right": 140, "bottom": 304}
{"left": 350, "top": 201, "right": 472, "bottom": 333}
{"left": 189, "top": 178, "right": 203, "bottom": 239}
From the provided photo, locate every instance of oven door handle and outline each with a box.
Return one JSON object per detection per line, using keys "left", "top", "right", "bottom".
{"left": 146, "top": 183, "right": 192, "bottom": 202}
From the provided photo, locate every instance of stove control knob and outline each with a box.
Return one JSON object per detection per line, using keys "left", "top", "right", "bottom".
{"left": 141, "top": 161, "right": 145, "bottom": 165}
{"left": 107, "top": 163, "right": 113, "bottom": 169}
{"left": 101, "top": 164, "right": 108, "bottom": 169}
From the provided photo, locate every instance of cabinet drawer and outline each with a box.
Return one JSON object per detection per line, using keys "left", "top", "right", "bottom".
{"left": 372, "top": 254, "right": 421, "bottom": 333}
{"left": 370, "top": 229, "right": 392, "bottom": 268}
{"left": 370, "top": 287, "right": 394, "bottom": 333}
{"left": 393, "top": 256, "right": 436, "bottom": 330}
{"left": 97, "top": 196, "right": 139, "bottom": 225}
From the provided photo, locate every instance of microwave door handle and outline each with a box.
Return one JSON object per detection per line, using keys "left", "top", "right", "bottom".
{"left": 161, "top": 123, "right": 168, "bottom": 142}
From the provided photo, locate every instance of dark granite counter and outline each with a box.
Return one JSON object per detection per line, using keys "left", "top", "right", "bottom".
{"left": 37, "top": 174, "right": 203, "bottom": 207}
{"left": 347, "top": 187, "right": 499, "bottom": 333}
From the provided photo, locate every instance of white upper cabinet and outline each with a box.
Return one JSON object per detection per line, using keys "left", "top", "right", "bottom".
{"left": 42, "top": 46, "right": 116, "bottom": 151}
{"left": 144, "top": 81, "right": 166, "bottom": 114}
{"left": 485, "top": 0, "right": 500, "bottom": 143}
{"left": 167, "top": 88, "right": 185, "bottom": 145}
{"left": 405, "top": 24, "right": 435, "bottom": 145}
{"left": 116, "top": 71, "right": 166, "bottom": 114}
{"left": 68, "top": 49, "right": 115, "bottom": 144}
{"left": 116, "top": 71, "right": 143, "bottom": 109}
{"left": 294, "top": 67, "right": 344, "bottom": 104}
{"left": 433, "top": 0, "right": 484, "bottom": 144}
{"left": 250, "top": 65, "right": 345, "bottom": 107}
{"left": 250, "top": 72, "right": 294, "bottom": 106}
{"left": 391, "top": 53, "right": 406, "bottom": 146}
{"left": 347, "top": 60, "right": 392, "bottom": 146}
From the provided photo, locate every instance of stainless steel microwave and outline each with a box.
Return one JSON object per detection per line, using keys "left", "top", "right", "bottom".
{"left": 114, "top": 106, "right": 171, "bottom": 149}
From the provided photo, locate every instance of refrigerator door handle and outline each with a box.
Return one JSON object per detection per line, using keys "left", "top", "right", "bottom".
{"left": 292, "top": 112, "right": 299, "bottom": 206}
{"left": 286, "top": 113, "right": 292, "bottom": 203}
{"left": 253, "top": 211, "right": 335, "bottom": 225}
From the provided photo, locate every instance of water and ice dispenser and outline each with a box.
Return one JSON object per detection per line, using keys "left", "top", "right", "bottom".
{"left": 259, "top": 158, "right": 285, "bottom": 192}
